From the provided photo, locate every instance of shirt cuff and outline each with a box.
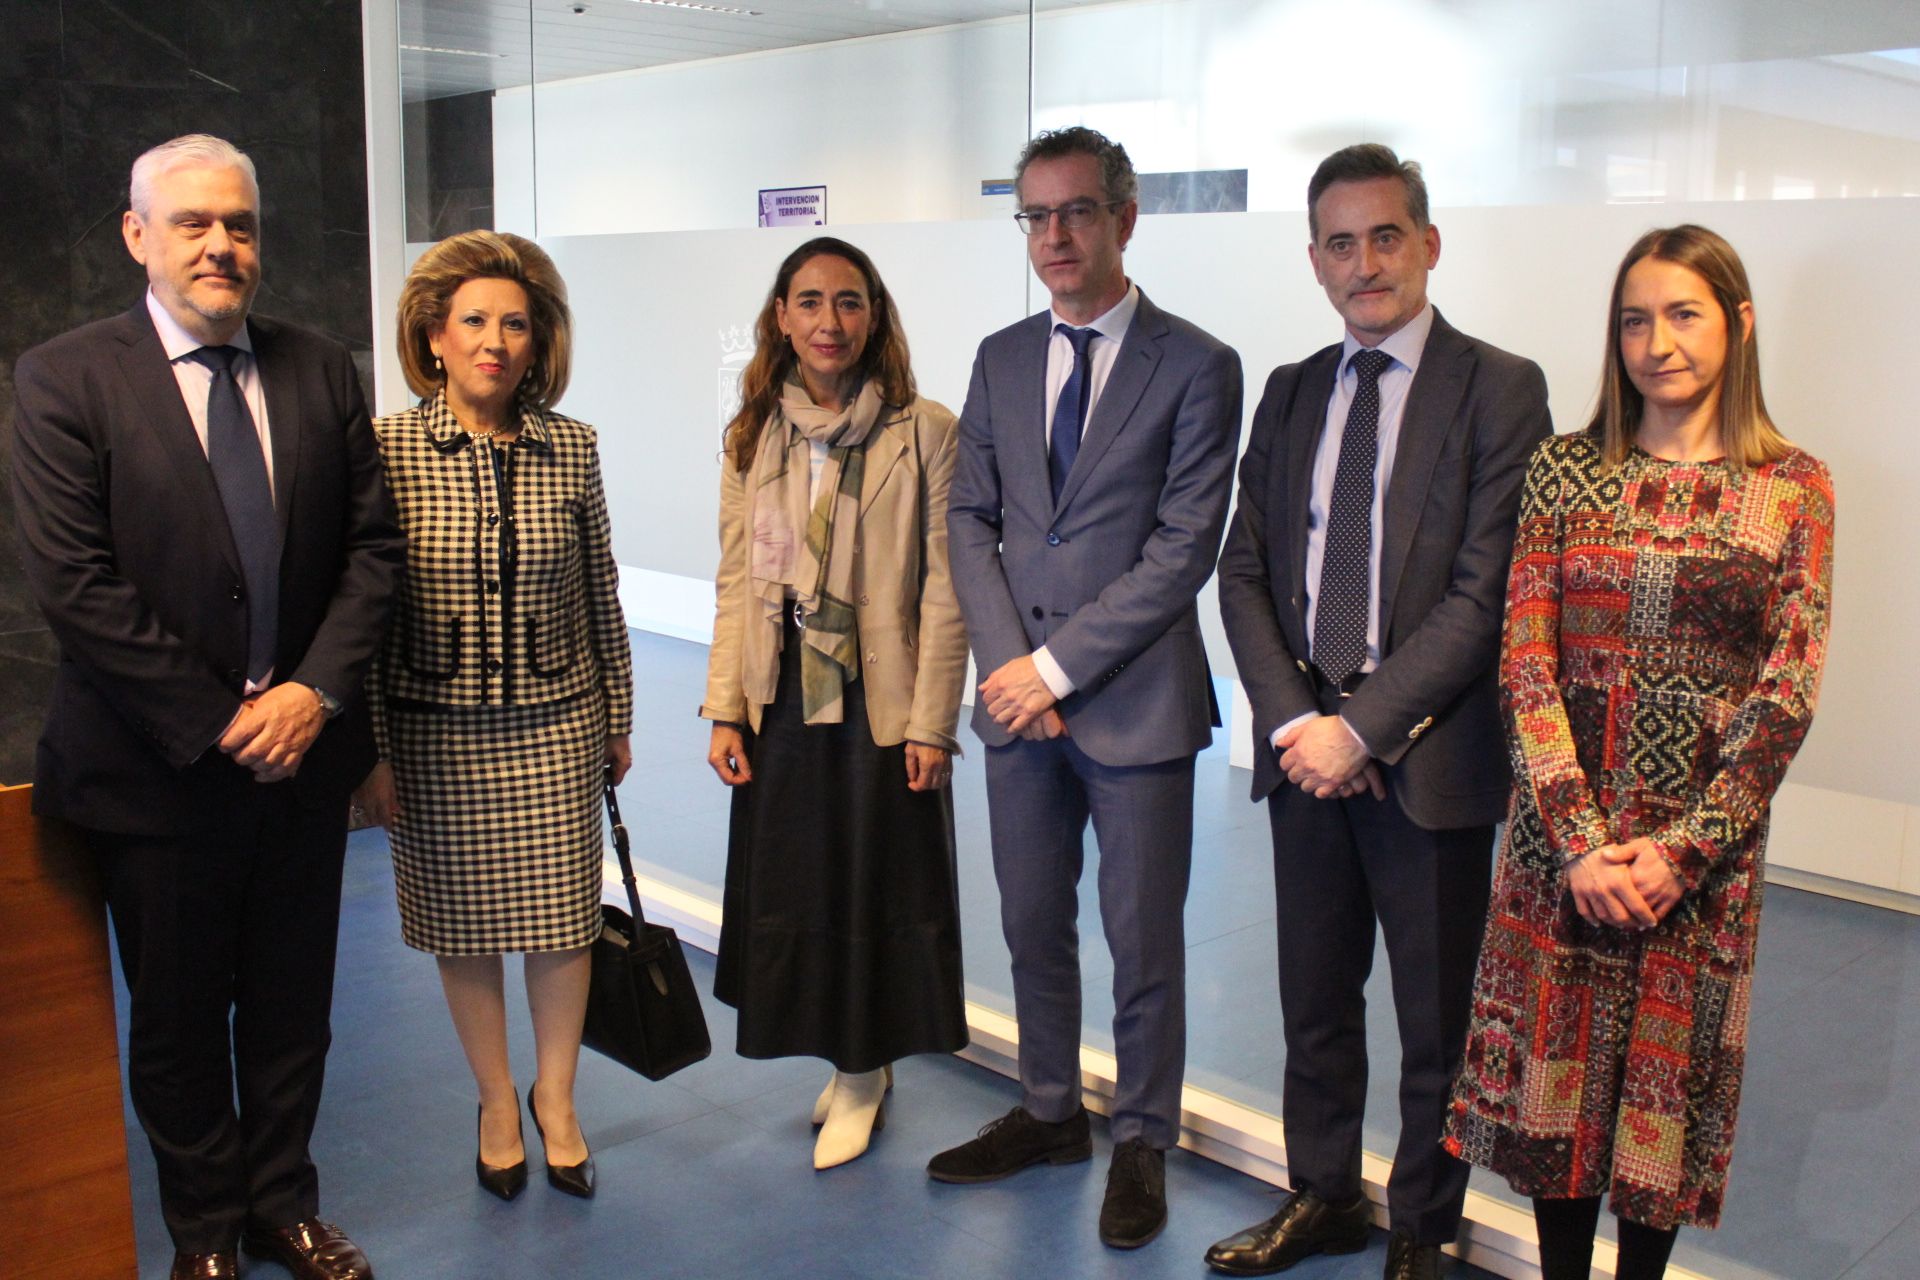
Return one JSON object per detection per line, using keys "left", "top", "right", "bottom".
{"left": 1271, "top": 711, "right": 1317, "bottom": 749}
{"left": 1031, "top": 646, "right": 1075, "bottom": 700}
{"left": 1337, "top": 714, "right": 1374, "bottom": 757}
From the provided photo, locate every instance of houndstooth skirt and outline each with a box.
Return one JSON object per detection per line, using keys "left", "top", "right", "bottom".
{"left": 386, "top": 696, "right": 607, "bottom": 956}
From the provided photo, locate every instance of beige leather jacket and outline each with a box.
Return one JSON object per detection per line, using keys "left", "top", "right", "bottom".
{"left": 700, "top": 397, "right": 967, "bottom": 753}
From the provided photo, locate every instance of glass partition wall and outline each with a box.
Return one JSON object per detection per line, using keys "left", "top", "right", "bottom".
{"left": 385, "top": 4, "right": 1920, "bottom": 1276}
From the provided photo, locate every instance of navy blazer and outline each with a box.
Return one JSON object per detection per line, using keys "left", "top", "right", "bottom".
{"left": 9, "top": 301, "right": 405, "bottom": 835}
{"left": 947, "top": 289, "right": 1242, "bottom": 767}
{"left": 1217, "top": 309, "right": 1550, "bottom": 830}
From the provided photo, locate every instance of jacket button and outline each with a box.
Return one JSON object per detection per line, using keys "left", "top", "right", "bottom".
{"left": 227, "top": 668, "right": 243, "bottom": 684}
{"left": 1046, "top": 532, "right": 1061, "bottom": 546}
{"left": 231, "top": 584, "right": 244, "bottom": 602}
{"left": 487, "top": 512, "right": 499, "bottom": 527}
{"left": 486, "top": 579, "right": 499, "bottom": 594}
{"left": 1295, "top": 659, "right": 1308, "bottom": 672}
{"left": 859, "top": 594, "right": 869, "bottom": 606}
{"left": 866, "top": 652, "right": 877, "bottom": 665}
{"left": 485, "top": 657, "right": 502, "bottom": 673}
{"left": 1031, "top": 606, "right": 1044, "bottom": 620}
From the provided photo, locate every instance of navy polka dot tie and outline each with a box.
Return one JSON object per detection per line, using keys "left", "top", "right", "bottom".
{"left": 1313, "top": 348, "right": 1391, "bottom": 685}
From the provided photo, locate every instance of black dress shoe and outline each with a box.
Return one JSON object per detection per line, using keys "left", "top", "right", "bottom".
{"left": 1100, "top": 1138, "right": 1168, "bottom": 1249}
{"left": 528, "top": 1082, "right": 595, "bottom": 1198}
{"left": 927, "top": 1105, "right": 1093, "bottom": 1184}
{"left": 1383, "top": 1229, "right": 1443, "bottom": 1280}
{"left": 1203, "top": 1187, "right": 1371, "bottom": 1275}
{"left": 240, "top": 1219, "right": 374, "bottom": 1280}
{"left": 476, "top": 1093, "right": 529, "bottom": 1201}
{"left": 170, "top": 1250, "right": 239, "bottom": 1279}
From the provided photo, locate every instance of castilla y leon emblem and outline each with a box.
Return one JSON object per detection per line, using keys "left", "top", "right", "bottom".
{"left": 717, "top": 324, "right": 753, "bottom": 444}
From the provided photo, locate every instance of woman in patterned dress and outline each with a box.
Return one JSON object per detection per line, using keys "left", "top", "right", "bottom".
{"left": 1444, "top": 225, "right": 1833, "bottom": 1278}
{"left": 701, "top": 238, "right": 969, "bottom": 1169}
{"left": 353, "top": 231, "right": 633, "bottom": 1201}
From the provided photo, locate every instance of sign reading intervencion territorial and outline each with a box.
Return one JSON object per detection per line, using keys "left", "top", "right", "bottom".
{"left": 758, "top": 186, "right": 827, "bottom": 227}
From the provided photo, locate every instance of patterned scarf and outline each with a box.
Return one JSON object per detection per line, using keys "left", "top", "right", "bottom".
{"left": 746, "top": 373, "right": 884, "bottom": 724}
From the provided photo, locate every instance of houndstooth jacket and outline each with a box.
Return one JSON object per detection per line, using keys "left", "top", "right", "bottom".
{"left": 366, "top": 391, "right": 633, "bottom": 755}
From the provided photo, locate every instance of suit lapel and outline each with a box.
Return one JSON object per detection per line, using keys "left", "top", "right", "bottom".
{"left": 857, "top": 409, "right": 913, "bottom": 517}
{"left": 1284, "top": 346, "right": 1340, "bottom": 614}
{"left": 112, "top": 305, "right": 245, "bottom": 580}
{"left": 1378, "top": 311, "right": 1471, "bottom": 632}
{"left": 250, "top": 316, "right": 300, "bottom": 540}
{"left": 1007, "top": 311, "right": 1053, "bottom": 513}
{"left": 1053, "top": 291, "right": 1166, "bottom": 515}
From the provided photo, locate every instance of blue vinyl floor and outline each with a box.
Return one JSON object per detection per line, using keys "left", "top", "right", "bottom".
{"left": 115, "top": 631, "right": 1920, "bottom": 1278}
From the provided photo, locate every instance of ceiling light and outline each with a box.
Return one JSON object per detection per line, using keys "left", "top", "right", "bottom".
{"left": 622, "top": 0, "right": 762, "bottom": 14}
{"left": 401, "top": 44, "right": 509, "bottom": 58}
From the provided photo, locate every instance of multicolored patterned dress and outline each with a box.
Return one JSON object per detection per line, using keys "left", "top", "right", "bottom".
{"left": 1443, "top": 429, "right": 1834, "bottom": 1230}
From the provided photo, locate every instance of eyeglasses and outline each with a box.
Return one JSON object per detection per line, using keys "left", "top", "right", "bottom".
{"left": 1013, "top": 199, "right": 1123, "bottom": 236}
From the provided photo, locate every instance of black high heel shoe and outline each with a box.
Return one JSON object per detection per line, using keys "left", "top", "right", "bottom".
{"left": 527, "top": 1082, "right": 595, "bottom": 1198}
{"left": 475, "top": 1093, "right": 528, "bottom": 1201}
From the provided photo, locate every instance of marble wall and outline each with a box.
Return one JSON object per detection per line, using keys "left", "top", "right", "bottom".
{"left": 0, "top": 0, "right": 372, "bottom": 786}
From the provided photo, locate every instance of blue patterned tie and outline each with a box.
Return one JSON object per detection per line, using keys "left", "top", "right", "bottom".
{"left": 188, "top": 345, "right": 280, "bottom": 683}
{"left": 1313, "top": 348, "right": 1392, "bottom": 684}
{"left": 1049, "top": 324, "right": 1096, "bottom": 503}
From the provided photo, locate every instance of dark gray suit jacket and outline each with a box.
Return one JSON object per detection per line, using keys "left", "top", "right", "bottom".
{"left": 948, "top": 290, "right": 1242, "bottom": 767}
{"left": 1217, "top": 309, "right": 1549, "bottom": 829}
{"left": 9, "top": 301, "right": 405, "bottom": 835}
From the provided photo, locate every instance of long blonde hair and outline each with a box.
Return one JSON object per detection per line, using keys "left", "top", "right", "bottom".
{"left": 1590, "top": 224, "right": 1789, "bottom": 470}
{"left": 723, "top": 238, "right": 915, "bottom": 473}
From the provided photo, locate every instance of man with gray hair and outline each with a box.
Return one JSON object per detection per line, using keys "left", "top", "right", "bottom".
{"left": 9, "top": 134, "right": 401, "bottom": 1280}
{"left": 1209, "top": 143, "right": 1549, "bottom": 1279}
{"left": 934, "top": 125, "right": 1242, "bottom": 1249}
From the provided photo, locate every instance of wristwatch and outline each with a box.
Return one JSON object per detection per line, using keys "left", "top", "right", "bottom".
{"left": 308, "top": 685, "right": 344, "bottom": 719}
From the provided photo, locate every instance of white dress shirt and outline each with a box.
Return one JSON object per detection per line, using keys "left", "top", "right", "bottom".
{"left": 1275, "top": 303, "right": 1436, "bottom": 752}
{"left": 1032, "top": 283, "right": 1141, "bottom": 700}
{"left": 146, "top": 289, "right": 276, "bottom": 497}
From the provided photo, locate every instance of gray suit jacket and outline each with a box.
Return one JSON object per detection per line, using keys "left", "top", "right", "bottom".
{"left": 947, "top": 290, "right": 1242, "bottom": 766}
{"left": 1216, "top": 309, "right": 1550, "bottom": 829}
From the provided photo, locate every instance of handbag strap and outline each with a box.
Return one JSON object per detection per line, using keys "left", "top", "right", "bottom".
{"left": 602, "top": 765, "right": 648, "bottom": 926}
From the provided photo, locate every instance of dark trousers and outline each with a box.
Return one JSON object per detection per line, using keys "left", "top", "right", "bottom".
{"left": 984, "top": 734, "right": 1195, "bottom": 1149}
{"left": 89, "top": 787, "right": 347, "bottom": 1254}
{"left": 1267, "top": 775, "right": 1493, "bottom": 1244}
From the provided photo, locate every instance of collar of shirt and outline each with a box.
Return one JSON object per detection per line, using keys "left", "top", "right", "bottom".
{"left": 1050, "top": 280, "right": 1140, "bottom": 345}
{"left": 1338, "top": 300, "right": 1433, "bottom": 382}
{"left": 146, "top": 288, "right": 255, "bottom": 363}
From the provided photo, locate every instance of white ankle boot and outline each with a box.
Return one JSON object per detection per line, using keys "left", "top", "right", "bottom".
{"left": 813, "top": 1067, "right": 890, "bottom": 1169}
{"left": 812, "top": 1062, "right": 893, "bottom": 1126}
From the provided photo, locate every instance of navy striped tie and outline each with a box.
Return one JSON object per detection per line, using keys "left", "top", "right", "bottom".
{"left": 189, "top": 344, "right": 280, "bottom": 684}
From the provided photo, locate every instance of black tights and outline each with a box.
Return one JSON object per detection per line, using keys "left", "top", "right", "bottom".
{"left": 1533, "top": 1196, "right": 1679, "bottom": 1280}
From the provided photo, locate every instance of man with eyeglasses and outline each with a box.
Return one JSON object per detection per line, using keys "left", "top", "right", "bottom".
{"left": 1208, "top": 143, "right": 1550, "bottom": 1280}
{"left": 935, "top": 125, "right": 1242, "bottom": 1250}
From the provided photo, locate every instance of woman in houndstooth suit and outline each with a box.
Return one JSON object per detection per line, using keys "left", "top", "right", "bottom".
{"left": 353, "top": 231, "right": 632, "bottom": 1202}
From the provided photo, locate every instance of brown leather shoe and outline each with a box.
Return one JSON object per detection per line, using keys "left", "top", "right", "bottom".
{"left": 170, "top": 1251, "right": 239, "bottom": 1279}
{"left": 241, "top": 1218, "right": 374, "bottom": 1280}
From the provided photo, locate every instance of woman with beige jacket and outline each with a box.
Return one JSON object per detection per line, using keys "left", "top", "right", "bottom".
{"left": 701, "top": 237, "right": 968, "bottom": 1169}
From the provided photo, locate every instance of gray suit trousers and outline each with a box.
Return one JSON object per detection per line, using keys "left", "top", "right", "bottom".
{"left": 984, "top": 734, "right": 1195, "bottom": 1148}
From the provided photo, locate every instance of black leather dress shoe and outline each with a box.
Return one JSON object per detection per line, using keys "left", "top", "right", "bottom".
{"left": 169, "top": 1250, "right": 239, "bottom": 1279}
{"left": 1100, "top": 1138, "right": 1168, "bottom": 1248}
{"left": 528, "top": 1083, "right": 595, "bottom": 1198}
{"left": 926, "top": 1105, "right": 1092, "bottom": 1183}
{"left": 476, "top": 1094, "right": 529, "bottom": 1201}
{"left": 1203, "top": 1188, "right": 1371, "bottom": 1275}
{"left": 1383, "top": 1229, "right": 1443, "bottom": 1280}
{"left": 240, "top": 1219, "right": 374, "bottom": 1280}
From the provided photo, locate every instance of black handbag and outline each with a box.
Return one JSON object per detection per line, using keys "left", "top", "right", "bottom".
{"left": 582, "top": 768, "right": 712, "bottom": 1081}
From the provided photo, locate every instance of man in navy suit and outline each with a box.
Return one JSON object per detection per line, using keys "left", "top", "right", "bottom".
{"left": 931, "top": 126, "right": 1242, "bottom": 1249}
{"left": 9, "top": 135, "right": 402, "bottom": 1280}
{"left": 1208, "top": 144, "right": 1551, "bottom": 1280}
